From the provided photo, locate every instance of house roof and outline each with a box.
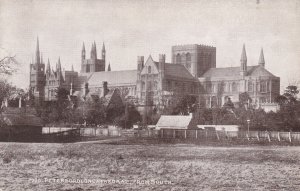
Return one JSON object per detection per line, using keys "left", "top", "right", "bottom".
{"left": 156, "top": 115, "right": 192, "bottom": 129}
{"left": 201, "top": 65, "right": 277, "bottom": 78}
{"left": 80, "top": 70, "right": 137, "bottom": 87}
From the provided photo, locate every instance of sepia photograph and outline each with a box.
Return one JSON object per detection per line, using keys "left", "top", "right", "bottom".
{"left": 0, "top": 0, "right": 300, "bottom": 190}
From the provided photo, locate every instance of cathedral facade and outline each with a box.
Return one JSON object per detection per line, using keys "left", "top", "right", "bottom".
{"left": 29, "top": 38, "right": 280, "bottom": 114}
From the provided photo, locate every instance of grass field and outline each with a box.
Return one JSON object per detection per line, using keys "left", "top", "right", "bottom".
{"left": 0, "top": 139, "right": 299, "bottom": 191}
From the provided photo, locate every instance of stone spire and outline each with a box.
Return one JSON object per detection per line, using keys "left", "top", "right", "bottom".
{"left": 258, "top": 48, "right": 265, "bottom": 68}
{"left": 46, "top": 58, "right": 51, "bottom": 74}
{"left": 35, "top": 37, "right": 40, "bottom": 64}
{"left": 107, "top": 63, "right": 111, "bottom": 71}
{"left": 82, "top": 42, "right": 86, "bottom": 60}
{"left": 57, "top": 57, "right": 61, "bottom": 71}
{"left": 102, "top": 42, "right": 106, "bottom": 61}
{"left": 240, "top": 44, "right": 247, "bottom": 76}
{"left": 90, "top": 42, "right": 97, "bottom": 59}
{"left": 71, "top": 64, "right": 74, "bottom": 71}
{"left": 94, "top": 41, "right": 97, "bottom": 59}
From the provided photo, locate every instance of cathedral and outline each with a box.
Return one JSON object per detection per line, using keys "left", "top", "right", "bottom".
{"left": 29, "top": 38, "right": 280, "bottom": 115}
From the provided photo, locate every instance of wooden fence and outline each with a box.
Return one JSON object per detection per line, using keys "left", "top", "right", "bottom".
{"left": 41, "top": 127, "right": 300, "bottom": 143}
{"left": 159, "top": 129, "right": 300, "bottom": 143}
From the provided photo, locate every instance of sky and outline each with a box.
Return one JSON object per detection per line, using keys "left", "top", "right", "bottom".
{"left": 0, "top": 0, "right": 299, "bottom": 92}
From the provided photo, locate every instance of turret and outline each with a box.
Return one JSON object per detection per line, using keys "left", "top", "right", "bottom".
{"left": 107, "top": 63, "right": 111, "bottom": 71}
{"left": 35, "top": 37, "right": 40, "bottom": 65}
{"left": 240, "top": 44, "right": 247, "bottom": 77}
{"left": 258, "top": 48, "right": 265, "bottom": 68}
{"left": 90, "top": 43, "right": 95, "bottom": 59}
{"left": 102, "top": 42, "right": 106, "bottom": 61}
{"left": 57, "top": 57, "right": 63, "bottom": 82}
{"left": 93, "top": 41, "right": 97, "bottom": 59}
{"left": 57, "top": 57, "right": 62, "bottom": 71}
{"left": 82, "top": 42, "right": 86, "bottom": 61}
{"left": 46, "top": 58, "right": 51, "bottom": 76}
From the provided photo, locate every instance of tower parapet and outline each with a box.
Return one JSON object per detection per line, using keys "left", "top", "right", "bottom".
{"left": 171, "top": 44, "right": 216, "bottom": 77}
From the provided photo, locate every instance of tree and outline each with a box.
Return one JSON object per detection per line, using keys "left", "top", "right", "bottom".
{"left": 74, "top": 97, "right": 106, "bottom": 126}
{"left": 0, "top": 80, "right": 12, "bottom": 106}
{"left": 238, "top": 92, "right": 252, "bottom": 109}
{"left": 275, "top": 85, "right": 300, "bottom": 131}
{"left": 0, "top": 55, "right": 18, "bottom": 75}
{"left": 163, "top": 94, "right": 197, "bottom": 115}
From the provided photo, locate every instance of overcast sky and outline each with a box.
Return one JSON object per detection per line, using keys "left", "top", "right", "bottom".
{"left": 0, "top": 0, "right": 299, "bottom": 91}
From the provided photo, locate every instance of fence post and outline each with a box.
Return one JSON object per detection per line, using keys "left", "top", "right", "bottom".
{"left": 173, "top": 129, "right": 176, "bottom": 138}
{"left": 196, "top": 130, "right": 198, "bottom": 139}
{"left": 184, "top": 130, "right": 187, "bottom": 139}
{"left": 267, "top": 132, "right": 271, "bottom": 142}
{"left": 225, "top": 131, "right": 228, "bottom": 139}
{"left": 277, "top": 132, "right": 280, "bottom": 141}
{"left": 205, "top": 130, "right": 208, "bottom": 140}
{"left": 161, "top": 129, "right": 164, "bottom": 138}
{"left": 216, "top": 131, "right": 220, "bottom": 141}
{"left": 289, "top": 132, "right": 292, "bottom": 142}
{"left": 257, "top": 132, "right": 260, "bottom": 141}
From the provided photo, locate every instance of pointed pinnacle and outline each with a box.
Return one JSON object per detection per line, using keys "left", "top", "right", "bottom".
{"left": 240, "top": 44, "right": 247, "bottom": 62}
{"left": 82, "top": 42, "right": 85, "bottom": 51}
{"left": 258, "top": 48, "right": 265, "bottom": 65}
{"left": 102, "top": 42, "right": 105, "bottom": 51}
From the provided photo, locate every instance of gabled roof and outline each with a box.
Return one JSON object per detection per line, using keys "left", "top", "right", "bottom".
{"left": 201, "top": 65, "right": 277, "bottom": 78}
{"left": 164, "top": 63, "right": 196, "bottom": 80}
{"left": 102, "top": 89, "right": 123, "bottom": 107}
{"left": 156, "top": 115, "right": 192, "bottom": 129}
{"left": 79, "top": 70, "right": 137, "bottom": 87}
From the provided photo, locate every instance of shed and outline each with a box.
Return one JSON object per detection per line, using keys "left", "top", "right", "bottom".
{"left": 156, "top": 115, "right": 197, "bottom": 129}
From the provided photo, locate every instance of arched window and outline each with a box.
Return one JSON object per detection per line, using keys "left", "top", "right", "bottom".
{"left": 186, "top": 53, "right": 191, "bottom": 69}
{"left": 176, "top": 53, "right": 181, "bottom": 64}
{"left": 142, "top": 82, "right": 145, "bottom": 91}
{"left": 148, "top": 66, "right": 151, "bottom": 73}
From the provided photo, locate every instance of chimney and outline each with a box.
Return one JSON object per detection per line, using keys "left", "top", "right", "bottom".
{"left": 83, "top": 82, "right": 89, "bottom": 97}
{"left": 102, "top": 81, "right": 108, "bottom": 97}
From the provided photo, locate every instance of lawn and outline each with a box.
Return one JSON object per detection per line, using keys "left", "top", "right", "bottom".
{"left": 0, "top": 139, "right": 299, "bottom": 191}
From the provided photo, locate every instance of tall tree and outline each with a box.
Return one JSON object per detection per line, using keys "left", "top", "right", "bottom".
{"left": 0, "top": 55, "right": 18, "bottom": 75}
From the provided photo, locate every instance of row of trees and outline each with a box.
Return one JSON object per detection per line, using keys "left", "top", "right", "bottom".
{"left": 158, "top": 85, "right": 300, "bottom": 131}
{"left": 34, "top": 87, "right": 141, "bottom": 128}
